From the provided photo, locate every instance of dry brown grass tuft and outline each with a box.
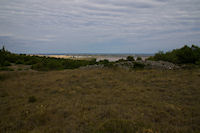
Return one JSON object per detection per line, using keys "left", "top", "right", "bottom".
{"left": 0, "top": 68, "right": 200, "bottom": 133}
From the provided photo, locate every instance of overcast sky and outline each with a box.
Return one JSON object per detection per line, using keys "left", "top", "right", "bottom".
{"left": 0, "top": 0, "right": 200, "bottom": 53}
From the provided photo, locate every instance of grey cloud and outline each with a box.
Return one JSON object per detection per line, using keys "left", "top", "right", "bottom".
{"left": 0, "top": 0, "right": 199, "bottom": 53}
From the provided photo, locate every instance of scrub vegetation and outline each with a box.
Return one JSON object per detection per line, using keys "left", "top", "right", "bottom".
{"left": 1, "top": 45, "right": 200, "bottom": 71}
{"left": 148, "top": 45, "right": 200, "bottom": 65}
{"left": 0, "top": 45, "right": 200, "bottom": 132}
{"left": 0, "top": 47, "right": 97, "bottom": 71}
{"left": 0, "top": 68, "right": 200, "bottom": 133}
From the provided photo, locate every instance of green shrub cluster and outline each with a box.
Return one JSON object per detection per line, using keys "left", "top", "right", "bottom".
{"left": 136, "top": 57, "right": 142, "bottom": 61}
{"left": 126, "top": 56, "right": 135, "bottom": 61}
{"left": 0, "top": 46, "right": 146, "bottom": 71}
{"left": 28, "top": 96, "right": 37, "bottom": 103}
{"left": 98, "top": 59, "right": 113, "bottom": 67}
{"left": 0, "top": 49, "right": 40, "bottom": 67}
{"left": 3, "top": 44, "right": 199, "bottom": 71}
{"left": 133, "top": 62, "right": 145, "bottom": 69}
{"left": 116, "top": 58, "right": 126, "bottom": 62}
{"left": 148, "top": 45, "right": 200, "bottom": 64}
{"left": 0, "top": 47, "right": 97, "bottom": 71}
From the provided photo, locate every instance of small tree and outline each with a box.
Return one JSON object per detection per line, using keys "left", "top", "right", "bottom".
{"left": 126, "top": 56, "right": 135, "bottom": 61}
{"left": 2, "top": 46, "right": 5, "bottom": 52}
{"left": 136, "top": 57, "right": 142, "bottom": 61}
{"left": 0, "top": 45, "right": 5, "bottom": 52}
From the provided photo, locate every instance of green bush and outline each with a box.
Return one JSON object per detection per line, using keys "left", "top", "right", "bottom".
{"left": 196, "top": 60, "right": 200, "bottom": 65}
{"left": 98, "top": 59, "right": 109, "bottom": 65}
{"left": 148, "top": 45, "right": 200, "bottom": 64}
{"left": 28, "top": 96, "right": 37, "bottom": 103}
{"left": 136, "top": 57, "right": 142, "bottom": 61}
{"left": 15, "top": 59, "right": 24, "bottom": 64}
{"left": 3, "top": 61, "right": 11, "bottom": 66}
{"left": 98, "top": 59, "right": 113, "bottom": 67}
{"left": 24, "top": 57, "right": 40, "bottom": 65}
{"left": 0, "top": 67, "right": 14, "bottom": 71}
{"left": 31, "top": 60, "right": 63, "bottom": 71}
{"left": 181, "top": 64, "right": 199, "bottom": 69}
{"left": 133, "top": 62, "right": 145, "bottom": 69}
{"left": 126, "top": 56, "right": 135, "bottom": 61}
{"left": 0, "top": 47, "right": 100, "bottom": 71}
{"left": 89, "top": 58, "right": 97, "bottom": 65}
{"left": 117, "top": 58, "right": 126, "bottom": 62}
{"left": 18, "top": 68, "right": 23, "bottom": 71}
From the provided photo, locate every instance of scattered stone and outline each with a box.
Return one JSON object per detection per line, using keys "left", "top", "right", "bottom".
{"left": 80, "top": 60, "right": 180, "bottom": 70}
{"left": 80, "top": 64, "right": 104, "bottom": 69}
{"left": 138, "top": 60, "right": 180, "bottom": 70}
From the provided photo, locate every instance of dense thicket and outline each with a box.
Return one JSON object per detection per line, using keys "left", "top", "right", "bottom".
{"left": 0, "top": 48, "right": 96, "bottom": 71}
{"left": 148, "top": 45, "right": 200, "bottom": 64}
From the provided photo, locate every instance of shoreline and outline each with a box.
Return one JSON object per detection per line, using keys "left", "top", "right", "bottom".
{"left": 33, "top": 54, "right": 151, "bottom": 61}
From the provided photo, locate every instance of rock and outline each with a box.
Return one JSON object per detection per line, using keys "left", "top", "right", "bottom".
{"left": 80, "top": 60, "right": 180, "bottom": 70}
{"left": 137, "top": 60, "right": 180, "bottom": 70}
{"left": 80, "top": 64, "right": 104, "bottom": 69}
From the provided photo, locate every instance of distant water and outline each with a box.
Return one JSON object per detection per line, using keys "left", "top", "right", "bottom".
{"left": 34, "top": 53, "right": 154, "bottom": 61}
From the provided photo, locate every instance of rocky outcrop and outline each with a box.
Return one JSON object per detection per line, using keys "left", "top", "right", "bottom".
{"left": 137, "top": 60, "right": 180, "bottom": 70}
{"left": 114, "top": 61, "right": 135, "bottom": 70}
{"left": 80, "top": 64, "right": 104, "bottom": 69}
{"left": 80, "top": 60, "right": 180, "bottom": 70}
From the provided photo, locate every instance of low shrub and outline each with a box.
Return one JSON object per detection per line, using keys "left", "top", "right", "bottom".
{"left": 98, "top": 59, "right": 113, "bottom": 67}
{"left": 126, "top": 56, "right": 135, "bottom": 61}
{"left": 0, "top": 67, "right": 14, "bottom": 71}
{"left": 196, "top": 60, "right": 200, "bottom": 66}
{"left": 0, "top": 47, "right": 99, "bottom": 71}
{"left": 136, "top": 57, "right": 142, "bottom": 61}
{"left": 28, "top": 96, "right": 37, "bottom": 103}
{"left": 3, "top": 61, "right": 11, "bottom": 66}
{"left": 18, "top": 68, "right": 23, "bottom": 71}
{"left": 148, "top": 45, "right": 200, "bottom": 65}
{"left": 133, "top": 62, "right": 145, "bottom": 69}
{"left": 89, "top": 58, "right": 97, "bottom": 65}
{"left": 15, "top": 59, "right": 25, "bottom": 64}
{"left": 116, "top": 58, "right": 126, "bottom": 62}
{"left": 181, "top": 64, "right": 199, "bottom": 69}
{"left": 98, "top": 59, "right": 109, "bottom": 65}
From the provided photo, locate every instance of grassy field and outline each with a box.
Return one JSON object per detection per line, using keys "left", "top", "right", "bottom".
{"left": 0, "top": 68, "right": 200, "bottom": 133}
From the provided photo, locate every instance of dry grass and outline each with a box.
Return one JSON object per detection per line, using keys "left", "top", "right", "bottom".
{"left": 0, "top": 68, "right": 200, "bottom": 133}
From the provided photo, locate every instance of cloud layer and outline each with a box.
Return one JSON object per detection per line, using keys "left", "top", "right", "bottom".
{"left": 0, "top": 0, "right": 200, "bottom": 53}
